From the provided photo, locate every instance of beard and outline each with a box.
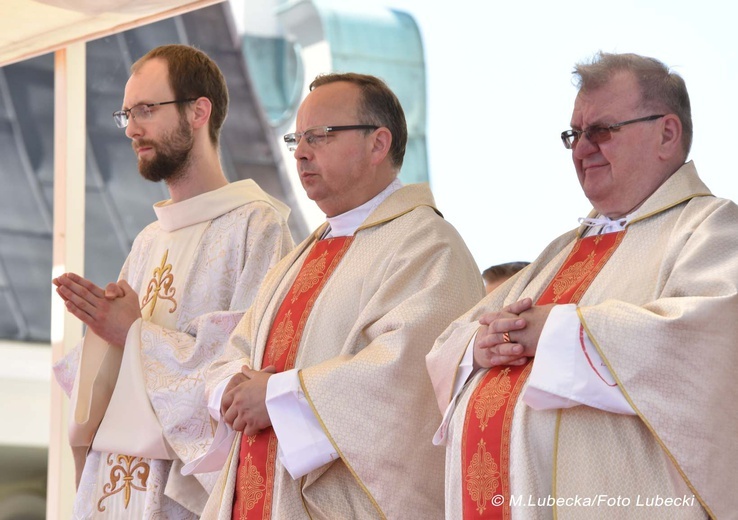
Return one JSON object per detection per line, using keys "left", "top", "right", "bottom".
{"left": 135, "top": 115, "right": 194, "bottom": 183}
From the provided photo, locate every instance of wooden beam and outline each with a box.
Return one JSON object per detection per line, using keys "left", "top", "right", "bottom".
{"left": 47, "top": 41, "right": 86, "bottom": 520}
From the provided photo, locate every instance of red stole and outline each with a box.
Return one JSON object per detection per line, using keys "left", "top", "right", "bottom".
{"left": 461, "top": 231, "right": 625, "bottom": 519}
{"left": 231, "top": 236, "right": 354, "bottom": 520}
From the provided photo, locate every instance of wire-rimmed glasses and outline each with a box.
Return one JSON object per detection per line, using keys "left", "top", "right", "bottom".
{"left": 560, "top": 114, "right": 665, "bottom": 150}
{"left": 283, "top": 125, "right": 379, "bottom": 151}
{"left": 113, "top": 99, "right": 197, "bottom": 128}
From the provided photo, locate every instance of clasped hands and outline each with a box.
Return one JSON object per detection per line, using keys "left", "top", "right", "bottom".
{"left": 473, "top": 298, "right": 555, "bottom": 370}
{"left": 220, "top": 366, "right": 276, "bottom": 435}
{"left": 53, "top": 272, "right": 141, "bottom": 348}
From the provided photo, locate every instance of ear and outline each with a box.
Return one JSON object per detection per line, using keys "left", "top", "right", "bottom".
{"left": 658, "top": 114, "right": 682, "bottom": 160}
{"left": 190, "top": 97, "right": 212, "bottom": 131}
{"left": 369, "top": 127, "right": 392, "bottom": 165}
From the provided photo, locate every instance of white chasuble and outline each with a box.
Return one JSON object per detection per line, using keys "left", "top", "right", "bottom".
{"left": 54, "top": 180, "right": 294, "bottom": 519}
{"left": 202, "top": 183, "right": 485, "bottom": 519}
{"left": 428, "top": 162, "right": 737, "bottom": 520}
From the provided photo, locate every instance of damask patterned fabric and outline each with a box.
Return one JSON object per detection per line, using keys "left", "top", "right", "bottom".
{"left": 427, "top": 161, "right": 737, "bottom": 520}
{"left": 53, "top": 180, "right": 294, "bottom": 519}
{"left": 203, "top": 183, "right": 485, "bottom": 519}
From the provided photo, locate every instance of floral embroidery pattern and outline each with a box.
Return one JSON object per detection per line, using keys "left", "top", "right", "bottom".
{"left": 466, "top": 439, "right": 501, "bottom": 515}
{"left": 473, "top": 368, "right": 511, "bottom": 431}
{"left": 289, "top": 250, "right": 328, "bottom": 303}
{"left": 236, "top": 454, "right": 267, "bottom": 519}
{"left": 141, "top": 250, "right": 178, "bottom": 314}
{"left": 97, "top": 454, "right": 149, "bottom": 512}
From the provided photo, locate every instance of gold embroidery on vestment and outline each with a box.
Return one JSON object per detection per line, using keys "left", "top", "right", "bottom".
{"left": 466, "top": 439, "right": 501, "bottom": 515}
{"left": 97, "top": 454, "right": 150, "bottom": 512}
{"left": 473, "top": 367, "right": 511, "bottom": 431}
{"left": 265, "top": 309, "right": 294, "bottom": 366}
{"left": 289, "top": 250, "right": 328, "bottom": 303}
{"left": 141, "top": 250, "right": 178, "bottom": 314}
{"left": 551, "top": 251, "right": 595, "bottom": 302}
{"left": 246, "top": 434, "right": 257, "bottom": 447}
{"left": 237, "top": 453, "right": 267, "bottom": 518}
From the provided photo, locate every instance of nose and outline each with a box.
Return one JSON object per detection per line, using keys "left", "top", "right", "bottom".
{"left": 572, "top": 133, "right": 598, "bottom": 159}
{"left": 125, "top": 116, "right": 142, "bottom": 140}
{"left": 292, "top": 136, "right": 311, "bottom": 161}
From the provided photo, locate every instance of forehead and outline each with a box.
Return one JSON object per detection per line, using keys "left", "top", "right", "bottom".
{"left": 571, "top": 71, "right": 643, "bottom": 126}
{"left": 122, "top": 58, "right": 173, "bottom": 108}
{"left": 296, "top": 81, "right": 361, "bottom": 130}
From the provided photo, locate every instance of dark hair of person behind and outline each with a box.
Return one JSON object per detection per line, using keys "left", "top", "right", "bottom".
{"left": 573, "top": 51, "right": 692, "bottom": 157}
{"left": 310, "top": 72, "right": 408, "bottom": 169}
{"left": 132, "top": 44, "right": 229, "bottom": 145}
{"left": 482, "top": 261, "right": 530, "bottom": 284}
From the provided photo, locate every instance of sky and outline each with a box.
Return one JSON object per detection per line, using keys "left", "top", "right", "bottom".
{"left": 231, "top": 0, "right": 738, "bottom": 271}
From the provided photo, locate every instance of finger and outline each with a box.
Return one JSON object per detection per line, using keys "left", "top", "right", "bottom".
{"left": 486, "top": 353, "right": 529, "bottom": 367}
{"left": 117, "top": 280, "right": 135, "bottom": 294}
{"left": 505, "top": 298, "right": 533, "bottom": 315}
{"left": 64, "top": 298, "right": 96, "bottom": 325}
{"left": 57, "top": 285, "right": 98, "bottom": 318}
{"left": 241, "top": 366, "right": 256, "bottom": 378}
{"left": 243, "top": 424, "right": 260, "bottom": 436}
{"left": 488, "top": 317, "right": 525, "bottom": 334}
{"left": 477, "top": 340, "right": 524, "bottom": 357}
{"left": 64, "top": 273, "right": 106, "bottom": 299}
{"left": 478, "top": 311, "right": 502, "bottom": 326}
{"left": 224, "top": 409, "right": 237, "bottom": 429}
{"left": 104, "top": 282, "right": 125, "bottom": 300}
{"left": 55, "top": 286, "right": 72, "bottom": 303}
{"left": 261, "top": 365, "right": 277, "bottom": 374}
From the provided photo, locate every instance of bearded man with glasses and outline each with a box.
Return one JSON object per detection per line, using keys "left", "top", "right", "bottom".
{"left": 428, "top": 51, "right": 736, "bottom": 519}
{"left": 188, "top": 72, "right": 483, "bottom": 519}
{"left": 52, "top": 44, "right": 293, "bottom": 518}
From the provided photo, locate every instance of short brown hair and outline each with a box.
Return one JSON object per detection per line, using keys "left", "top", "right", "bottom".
{"left": 482, "top": 262, "right": 529, "bottom": 285}
{"left": 310, "top": 73, "right": 408, "bottom": 169}
{"left": 132, "top": 44, "right": 228, "bottom": 145}
{"left": 573, "top": 51, "right": 692, "bottom": 157}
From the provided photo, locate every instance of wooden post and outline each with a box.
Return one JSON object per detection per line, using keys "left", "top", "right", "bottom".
{"left": 47, "top": 41, "right": 86, "bottom": 520}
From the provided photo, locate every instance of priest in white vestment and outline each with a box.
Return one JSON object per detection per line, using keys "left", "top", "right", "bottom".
{"left": 190, "top": 73, "right": 484, "bottom": 519}
{"left": 52, "top": 45, "right": 294, "bottom": 518}
{"left": 427, "top": 52, "right": 738, "bottom": 520}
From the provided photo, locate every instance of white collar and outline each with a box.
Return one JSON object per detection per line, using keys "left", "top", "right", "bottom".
{"left": 578, "top": 214, "right": 630, "bottom": 236}
{"left": 324, "top": 178, "right": 403, "bottom": 238}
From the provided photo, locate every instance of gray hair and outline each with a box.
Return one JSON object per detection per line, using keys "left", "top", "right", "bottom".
{"left": 574, "top": 51, "right": 692, "bottom": 156}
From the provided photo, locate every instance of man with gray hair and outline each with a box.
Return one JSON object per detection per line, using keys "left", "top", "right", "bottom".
{"left": 428, "top": 51, "right": 737, "bottom": 519}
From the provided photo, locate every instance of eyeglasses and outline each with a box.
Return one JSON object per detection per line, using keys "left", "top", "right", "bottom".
{"left": 113, "top": 99, "right": 197, "bottom": 128}
{"left": 560, "top": 114, "right": 665, "bottom": 150}
{"left": 283, "top": 125, "right": 379, "bottom": 151}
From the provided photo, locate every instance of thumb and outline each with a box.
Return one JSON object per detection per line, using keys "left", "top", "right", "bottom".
{"left": 104, "top": 282, "right": 125, "bottom": 300}
{"left": 117, "top": 279, "right": 136, "bottom": 295}
{"left": 261, "top": 365, "right": 277, "bottom": 374}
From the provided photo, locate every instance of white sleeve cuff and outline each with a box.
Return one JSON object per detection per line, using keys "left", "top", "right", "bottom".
{"left": 523, "top": 304, "right": 634, "bottom": 415}
{"left": 208, "top": 377, "right": 232, "bottom": 422}
{"left": 433, "top": 331, "right": 476, "bottom": 445}
{"left": 266, "top": 369, "right": 339, "bottom": 479}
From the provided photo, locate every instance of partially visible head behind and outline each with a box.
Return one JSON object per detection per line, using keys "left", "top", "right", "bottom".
{"left": 310, "top": 73, "right": 408, "bottom": 170}
{"left": 132, "top": 44, "right": 228, "bottom": 145}
{"left": 482, "top": 261, "right": 530, "bottom": 294}
{"left": 574, "top": 51, "right": 692, "bottom": 157}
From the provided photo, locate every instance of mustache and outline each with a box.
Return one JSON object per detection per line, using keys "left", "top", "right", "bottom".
{"left": 132, "top": 139, "right": 155, "bottom": 152}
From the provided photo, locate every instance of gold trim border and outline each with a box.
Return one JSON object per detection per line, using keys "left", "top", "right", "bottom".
{"left": 577, "top": 309, "right": 714, "bottom": 519}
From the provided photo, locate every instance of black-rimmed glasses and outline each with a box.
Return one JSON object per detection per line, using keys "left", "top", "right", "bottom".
{"left": 560, "top": 114, "right": 665, "bottom": 150}
{"left": 283, "top": 125, "right": 379, "bottom": 151}
{"left": 113, "top": 99, "right": 197, "bottom": 128}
